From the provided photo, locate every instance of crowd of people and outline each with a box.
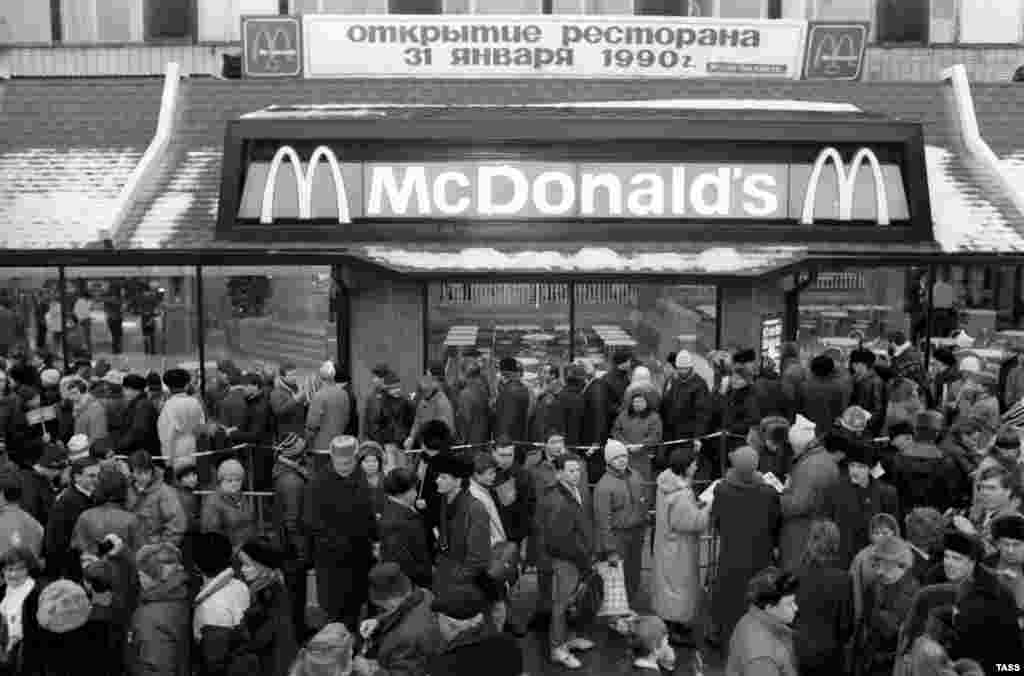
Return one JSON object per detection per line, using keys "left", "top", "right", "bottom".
{"left": 0, "top": 330, "right": 1022, "bottom": 676}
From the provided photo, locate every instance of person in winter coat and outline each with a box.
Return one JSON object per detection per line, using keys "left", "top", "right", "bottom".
{"left": 466, "top": 453, "right": 505, "bottom": 546}
{"left": 491, "top": 440, "right": 535, "bottom": 552}
{"left": 413, "top": 422, "right": 455, "bottom": 553}
{"left": 529, "top": 364, "right": 563, "bottom": 444}
{"left": 778, "top": 423, "right": 841, "bottom": 571}
{"left": 652, "top": 446, "right": 710, "bottom": 646}
{"left": 746, "top": 417, "right": 792, "bottom": 480}
{"left": 126, "top": 451, "right": 187, "bottom": 548}
{"left": 725, "top": 567, "right": 800, "bottom": 676}
{"left": 270, "top": 364, "right": 309, "bottom": 441}
{"left": 201, "top": 458, "right": 255, "bottom": 549}
{"left": 18, "top": 443, "right": 65, "bottom": 526}
{"left": 426, "top": 588, "right": 523, "bottom": 676}
{"left": 67, "top": 379, "right": 108, "bottom": 448}
{"left": 431, "top": 454, "right": 490, "bottom": 607}
{"left": 305, "top": 436, "right": 377, "bottom": 632}
{"left": 719, "top": 357, "right": 762, "bottom": 466}
{"left": 850, "top": 513, "right": 900, "bottom": 622}
{"left": 270, "top": 433, "right": 311, "bottom": 639}
{"left": 456, "top": 365, "right": 491, "bottom": 448}
{"left": 193, "top": 532, "right": 251, "bottom": 676}
{"left": 537, "top": 453, "right": 595, "bottom": 670}
{"left": 711, "top": 446, "right": 781, "bottom": 648}
{"left": 369, "top": 374, "right": 415, "bottom": 459}
{"left": 884, "top": 378, "right": 925, "bottom": 436}
{"left": 791, "top": 520, "right": 854, "bottom": 676}
{"left": 582, "top": 352, "right": 632, "bottom": 471}
{"left": 799, "top": 354, "right": 851, "bottom": 435}
{"left": 850, "top": 349, "right": 887, "bottom": 436}
{"left": 172, "top": 458, "right": 200, "bottom": 552}
{"left": 854, "top": 536, "right": 920, "bottom": 676}
{"left": 0, "top": 546, "right": 43, "bottom": 676}
{"left": 117, "top": 374, "right": 160, "bottom": 457}
{"left": 888, "top": 332, "right": 928, "bottom": 396}
{"left": 823, "top": 441, "right": 900, "bottom": 568}
{"left": 234, "top": 538, "right": 299, "bottom": 676}
{"left": 405, "top": 364, "right": 455, "bottom": 451}
{"left": 659, "top": 351, "right": 711, "bottom": 468}
{"left": 612, "top": 386, "right": 662, "bottom": 489}
{"left": 43, "top": 456, "right": 99, "bottom": 578}
{"left": 359, "top": 442, "right": 388, "bottom": 518}
{"left": 378, "top": 469, "right": 433, "bottom": 591}
{"left": 552, "top": 365, "right": 586, "bottom": 449}
{"left": 593, "top": 440, "right": 649, "bottom": 605}
{"left": 492, "top": 359, "right": 531, "bottom": 460}
{"left": 128, "top": 543, "right": 191, "bottom": 676}
{"left": 353, "top": 563, "right": 442, "bottom": 676}
{"left": 157, "top": 369, "right": 206, "bottom": 466}
{"left": 890, "top": 411, "right": 961, "bottom": 517}
{"left": 73, "top": 467, "right": 142, "bottom": 556}
{"left": 939, "top": 419, "right": 984, "bottom": 512}
{"left": 305, "top": 362, "right": 351, "bottom": 453}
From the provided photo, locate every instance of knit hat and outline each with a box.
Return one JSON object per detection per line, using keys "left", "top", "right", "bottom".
{"left": 40, "top": 368, "right": 61, "bottom": 388}
{"left": 870, "top": 513, "right": 899, "bottom": 535}
{"left": 604, "top": 439, "right": 629, "bottom": 464}
{"left": 216, "top": 458, "right": 245, "bottom": 481}
{"left": 368, "top": 562, "right": 412, "bottom": 604}
{"left": 498, "top": 357, "right": 519, "bottom": 373}
{"left": 432, "top": 587, "right": 488, "bottom": 620}
{"left": 240, "top": 537, "right": 285, "bottom": 570}
{"left": 67, "top": 434, "right": 91, "bottom": 459}
{"left": 329, "top": 435, "right": 358, "bottom": 459}
{"left": 943, "top": 530, "right": 985, "bottom": 562}
{"left": 35, "top": 580, "right": 92, "bottom": 634}
{"left": 839, "top": 406, "right": 872, "bottom": 433}
{"left": 433, "top": 453, "right": 472, "bottom": 480}
{"left": 275, "top": 432, "right": 307, "bottom": 458}
{"left": 789, "top": 414, "right": 816, "bottom": 451}
{"left": 872, "top": 536, "right": 913, "bottom": 567}
{"left": 991, "top": 513, "right": 1024, "bottom": 542}
{"left": 173, "top": 456, "right": 198, "bottom": 480}
{"left": 675, "top": 350, "right": 694, "bottom": 369}
{"left": 122, "top": 373, "right": 146, "bottom": 392}
{"left": 136, "top": 542, "right": 183, "bottom": 582}
{"left": 39, "top": 443, "right": 68, "bottom": 470}
{"left": 291, "top": 623, "right": 354, "bottom": 676}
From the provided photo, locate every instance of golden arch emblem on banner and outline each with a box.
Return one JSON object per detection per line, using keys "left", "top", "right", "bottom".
{"left": 800, "top": 147, "right": 890, "bottom": 226}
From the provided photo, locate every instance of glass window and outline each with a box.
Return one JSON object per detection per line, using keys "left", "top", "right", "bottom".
{"left": 635, "top": 0, "right": 707, "bottom": 16}
{"left": 61, "top": 0, "right": 143, "bottom": 43}
{"left": 446, "top": 0, "right": 544, "bottom": 13}
{"left": 203, "top": 266, "right": 334, "bottom": 382}
{"left": 146, "top": 0, "right": 193, "bottom": 40}
{"left": 0, "top": 268, "right": 60, "bottom": 360}
{"left": 1, "top": 4, "right": 53, "bottom": 44}
{"left": 389, "top": 0, "right": 442, "bottom": 12}
{"left": 876, "top": 0, "right": 928, "bottom": 43}
{"left": 574, "top": 283, "right": 717, "bottom": 390}
{"left": 198, "top": 0, "right": 279, "bottom": 42}
{"left": 65, "top": 266, "right": 201, "bottom": 376}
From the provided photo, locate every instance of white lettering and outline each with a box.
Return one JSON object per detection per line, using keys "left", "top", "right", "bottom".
{"left": 532, "top": 171, "right": 576, "bottom": 215}
{"left": 579, "top": 173, "right": 623, "bottom": 216}
{"left": 626, "top": 173, "right": 665, "bottom": 216}
{"left": 671, "top": 166, "right": 687, "bottom": 215}
{"left": 742, "top": 174, "right": 779, "bottom": 217}
{"left": 690, "top": 168, "right": 731, "bottom": 217}
{"left": 368, "top": 166, "right": 430, "bottom": 216}
{"left": 478, "top": 166, "right": 529, "bottom": 216}
{"left": 433, "top": 171, "right": 471, "bottom": 216}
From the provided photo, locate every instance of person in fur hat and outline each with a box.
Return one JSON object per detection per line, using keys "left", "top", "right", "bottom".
{"left": 799, "top": 353, "right": 851, "bottom": 435}
{"left": 611, "top": 384, "right": 662, "bottom": 490}
{"left": 128, "top": 543, "right": 190, "bottom": 676}
{"left": 233, "top": 537, "right": 299, "bottom": 676}
{"left": 988, "top": 513, "right": 1024, "bottom": 615}
{"left": 854, "top": 536, "right": 920, "bottom": 676}
{"left": 922, "top": 530, "right": 985, "bottom": 586}
{"left": 34, "top": 578, "right": 94, "bottom": 676}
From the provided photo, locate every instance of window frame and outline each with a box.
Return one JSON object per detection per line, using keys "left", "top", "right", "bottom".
{"left": 633, "top": 0, "right": 779, "bottom": 18}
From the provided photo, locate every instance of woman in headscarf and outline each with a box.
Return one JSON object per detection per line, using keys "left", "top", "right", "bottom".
{"left": 358, "top": 441, "right": 387, "bottom": 520}
{"left": 612, "top": 385, "right": 662, "bottom": 492}
{"left": 235, "top": 537, "right": 299, "bottom": 676}
{"left": 200, "top": 458, "right": 255, "bottom": 549}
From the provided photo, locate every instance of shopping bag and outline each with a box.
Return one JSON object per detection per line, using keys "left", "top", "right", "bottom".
{"left": 566, "top": 568, "right": 604, "bottom": 627}
{"left": 595, "top": 560, "right": 631, "bottom": 617}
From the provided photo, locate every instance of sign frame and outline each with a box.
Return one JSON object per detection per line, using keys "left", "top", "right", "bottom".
{"left": 241, "top": 15, "right": 304, "bottom": 79}
{"left": 802, "top": 22, "right": 869, "bottom": 81}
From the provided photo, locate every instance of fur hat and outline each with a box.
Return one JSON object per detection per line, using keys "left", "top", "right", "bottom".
{"left": 604, "top": 439, "right": 629, "bottom": 464}
{"left": 991, "top": 513, "right": 1024, "bottom": 542}
{"left": 839, "top": 406, "right": 872, "bottom": 433}
{"left": 849, "top": 348, "right": 876, "bottom": 367}
{"left": 240, "top": 537, "right": 285, "bottom": 570}
{"left": 192, "top": 532, "right": 233, "bottom": 577}
{"left": 329, "top": 435, "right": 358, "bottom": 459}
{"left": 674, "top": 350, "right": 694, "bottom": 369}
{"left": 146, "top": 372, "right": 164, "bottom": 392}
{"left": 842, "top": 440, "right": 877, "bottom": 467}
{"left": 498, "top": 357, "right": 519, "bottom": 373}
{"left": 732, "top": 348, "right": 757, "bottom": 365}
{"left": 274, "top": 432, "right": 307, "bottom": 458}
{"left": 432, "top": 453, "right": 472, "bottom": 480}
{"left": 943, "top": 530, "right": 985, "bottom": 562}
{"left": 36, "top": 580, "right": 92, "bottom": 634}
{"left": 122, "top": 373, "right": 146, "bottom": 391}
{"left": 611, "top": 351, "right": 633, "bottom": 366}
{"left": 368, "top": 562, "right": 412, "bottom": 604}
{"left": 163, "top": 368, "right": 190, "bottom": 390}
{"left": 810, "top": 354, "right": 836, "bottom": 378}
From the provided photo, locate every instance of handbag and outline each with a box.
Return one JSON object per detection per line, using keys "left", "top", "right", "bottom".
{"left": 566, "top": 568, "right": 604, "bottom": 627}
{"left": 595, "top": 560, "right": 631, "bottom": 617}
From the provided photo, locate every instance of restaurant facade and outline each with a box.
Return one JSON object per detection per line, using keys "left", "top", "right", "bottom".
{"left": 3, "top": 12, "right": 1024, "bottom": 397}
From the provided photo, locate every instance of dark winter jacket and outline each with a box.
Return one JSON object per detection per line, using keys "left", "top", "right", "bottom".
{"left": 798, "top": 375, "right": 851, "bottom": 436}
{"left": 889, "top": 443, "right": 961, "bottom": 516}
{"left": 370, "top": 391, "right": 415, "bottom": 447}
{"left": 593, "top": 466, "right": 648, "bottom": 557}
{"left": 201, "top": 491, "right": 255, "bottom": 549}
{"left": 0, "top": 394, "right": 27, "bottom": 460}
{"left": 127, "top": 475, "right": 187, "bottom": 547}
{"left": 117, "top": 395, "right": 160, "bottom": 456}
{"left": 855, "top": 573, "right": 920, "bottom": 676}
{"left": 378, "top": 497, "right": 433, "bottom": 590}
{"left": 363, "top": 587, "right": 442, "bottom": 676}
{"left": 492, "top": 462, "right": 535, "bottom": 544}
{"left": 540, "top": 481, "right": 594, "bottom": 573}
{"left": 779, "top": 444, "right": 840, "bottom": 571}
{"left": 660, "top": 372, "right": 711, "bottom": 450}
{"left": 493, "top": 378, "right": 531, "bottom": 446}
{"left": 304, "top": 468, "right": 377, "bottom": 564}
{"left": 433, "top": 490, "right": 491, "bottom": 603}
{"left": 232, "top": 579, "right": 297, "bottom": 676}
{"left": 753, "top": 373, "right": 796, "bottom": 422}
{"left": 271, "top": 456, "right": 309, "bottom": 566}
{"left": 721, "top": 384, "right": 761, "bottom": 441}
{"left": 554, "top": 381, "right": 586, "bottom": 448}
{"left": 456, "top": 377, "right": 491, "bottom": 446}
{"left": 426, "top": 619, "right": 522, "bottom": 676}
{"left": 268, "top": 381, "right": 307, "bottom": 440}
{"left": 528, "top": 387, "right": 563, "bottom": 444}
{"left": 792, "top": 565, "right": 855, "bottom": 673}
{"left": 43, "top": 484, "right": 94, "bottom": 579}
{"left": 127, "top": 571, "right": 191, "bottom": 676}
{"left": 851, "top": 371, "right": 887, "bottom": 436}
{"left": 18, "top": 467, "right": 57, "bottom": 525}
{"left": 823, "top": 475, "right": 900, "bottom": 568}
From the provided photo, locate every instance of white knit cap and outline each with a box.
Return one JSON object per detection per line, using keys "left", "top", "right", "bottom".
{"left": 67, "top": 434, "right": 91, "bottom": 459}
{"left": 604, "top": 440, "right": 629, "bottom": 464}
{"left": 675, "top": 350, "right": 695, "bottom": 369}
{"left": 788, "top": 414, "right": 817, "bottom": 452}
{"left": 631, "top": 366, "right": 652, "bottom": 384}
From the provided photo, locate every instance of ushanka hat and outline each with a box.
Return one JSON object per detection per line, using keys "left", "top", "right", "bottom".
{"left": 36, "top": 580, "right": 92, "bottom": 634}
{"left": 162, "top": 368, "right": 190, "bottom": 390}
{"left": 240, "top": 537, "right": 286, "bottom": 570}
{"left": 991, "top": 513, "right": 1024, "bottom": 542}
{"left": 944, "top": 530, "right": 985, "bottom": 562}
{"left": 842, "top": 440, "right": 877, "bottom": 467}
{"left": 432, "top": 452, "right": 472, "bottom": 480}
{"left": 274, "top": 432, "right": 306, "bottom": 458}
{"left": 368, "top": 562, "right": 412, "bottom": 604}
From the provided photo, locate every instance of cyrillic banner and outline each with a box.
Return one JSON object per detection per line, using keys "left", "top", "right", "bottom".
{"left": 302, "top": 14, "right": 808, "bottom": 79}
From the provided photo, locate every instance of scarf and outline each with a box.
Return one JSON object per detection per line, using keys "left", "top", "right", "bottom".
{"left": 1, "top": 578, "right": 35, "bottom": 650}
{"left": 469, "top": 480, "right": 506, "bottom": 545}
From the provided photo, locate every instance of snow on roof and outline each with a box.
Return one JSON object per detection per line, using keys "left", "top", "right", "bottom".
{"left": 361, "top": 245, "right": 806, "bottom": 275}
{"left": 242, "top": 99, "right": 861, "bottom": 119}
{"left": 999, "top": 151, "right": 1024, "bottom": 198}
{"left": 926, "top": 145, "right": 1024, "bottom": 253}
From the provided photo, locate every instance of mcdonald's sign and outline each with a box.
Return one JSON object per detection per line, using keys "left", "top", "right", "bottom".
{"left": 242, "top": 16, "right": 303, "bottom": 78}
{"left": 802, "top": 22, "right": 868, "bottom": 81}
{"left": 800, "top": 147, "right": 889, "bottom": 226}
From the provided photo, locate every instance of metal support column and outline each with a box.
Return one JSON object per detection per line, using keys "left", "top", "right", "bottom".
{"left": 58, "top": 265, "right": 69, "bottom": 372}
{"left": 714, "top": 284, "right": 724, "bottom": 350}
{"left": 196, "top": 264, "right": 206, "bottom": 398}
{"left": 924, "top": 264, "right": 936, "bottom": 373}
{"left": 568, "top": 281, "right": 577, "bottom": 361}
{"left": 421, "top": 281, "right": 429, "bottom": 373}
{"left": 334, "top": 265, "right": 351, "bottom": 372}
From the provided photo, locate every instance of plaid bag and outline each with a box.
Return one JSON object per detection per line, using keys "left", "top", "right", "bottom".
{"left": 595, "top": 560, "right": 631, "bottom": 617}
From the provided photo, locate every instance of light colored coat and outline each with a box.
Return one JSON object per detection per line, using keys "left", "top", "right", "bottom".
{"left": 157, "top": 392, "right": 206, "bottom": 464}
{"left": 652, "top": 469, "right": 708, "bottom": 624}
{"left": 469, "top": 480, "right": 506, "bottom": 546}
{"left": 305, "top": 383, "right": 350, "bottom": 451}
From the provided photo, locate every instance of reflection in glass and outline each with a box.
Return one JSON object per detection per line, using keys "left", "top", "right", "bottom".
{"left": 0, "top": 269, "right": 60, "bottom": 358}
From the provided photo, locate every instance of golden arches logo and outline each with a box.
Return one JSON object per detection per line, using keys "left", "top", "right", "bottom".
{"left": 800, "top": 147, "right": 890, "bottom": 226}
{"left": 260, "top": 145, "right": 352, "bottom": 224}
{"left": 814, "top": 32, "right": 859, "bottom": 77}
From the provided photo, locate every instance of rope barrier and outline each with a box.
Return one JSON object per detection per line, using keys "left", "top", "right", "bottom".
{"left": 114, "top": 443, "right": 253, "bottom": 462}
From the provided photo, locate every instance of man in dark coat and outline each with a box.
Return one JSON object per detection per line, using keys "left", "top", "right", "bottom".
{"left": 493, "top": 358, "right": 531, "bottom": 464}
{"left": 554, "top": 365, "right": 586, "bottom": 448}
{"left": 710, "top": 446, "right": 781, "bottom": 646}
{"left": 659, "top": 350, "right": 711, "bottom": 473}
{"left": 44, "top": 455, "right": 100, "bottom": 579}
{"left": 370, "top": 373, "right": 415, "bottom": 450}
{"left": 582, "top": 351, "right": 632, "bottom": 479}
{"left": 529, "top": 364, "right": 563, "bottom": 444}
{"left": 798, "top": 354, "right": 851, "bottom": 435}
{"left": 456, "top": 365, "right": 491, "bottom": 447}
{"left": 18, "top": 442, "right": 66, "bottom": 525}
{"left": 431, "top": 453, "right": 490, "bottom": 606}
{"left": 117, "top": 373, "right": 160, "bottom": 456}
{"left": 823, "top": 440, "right": 900, "bottom": 568}
{"left": 271, "top": 432, "right": 311, "bottom": 639}
{"left": 361, "top": 364, "right": 392, "bottom": 441}
{"left": 355, "top": 563, "right": 442, "bottom": 676}
{"left": 491, "top": 439, "right": 535, "bottom": 550}
{"left": 304, "top": 435, "right": 377, "bottom": 632}
{"left": 850, "top": 349, "right": 887, "bottom": 436}
{"left": 890, "top": 410, "right": 961, "bottom": 517}
{"left": 222, "top": 373, "right": 275, "bottom": 489}
{"left": 380, "top": 468, "right": 434, "bottom": 590}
